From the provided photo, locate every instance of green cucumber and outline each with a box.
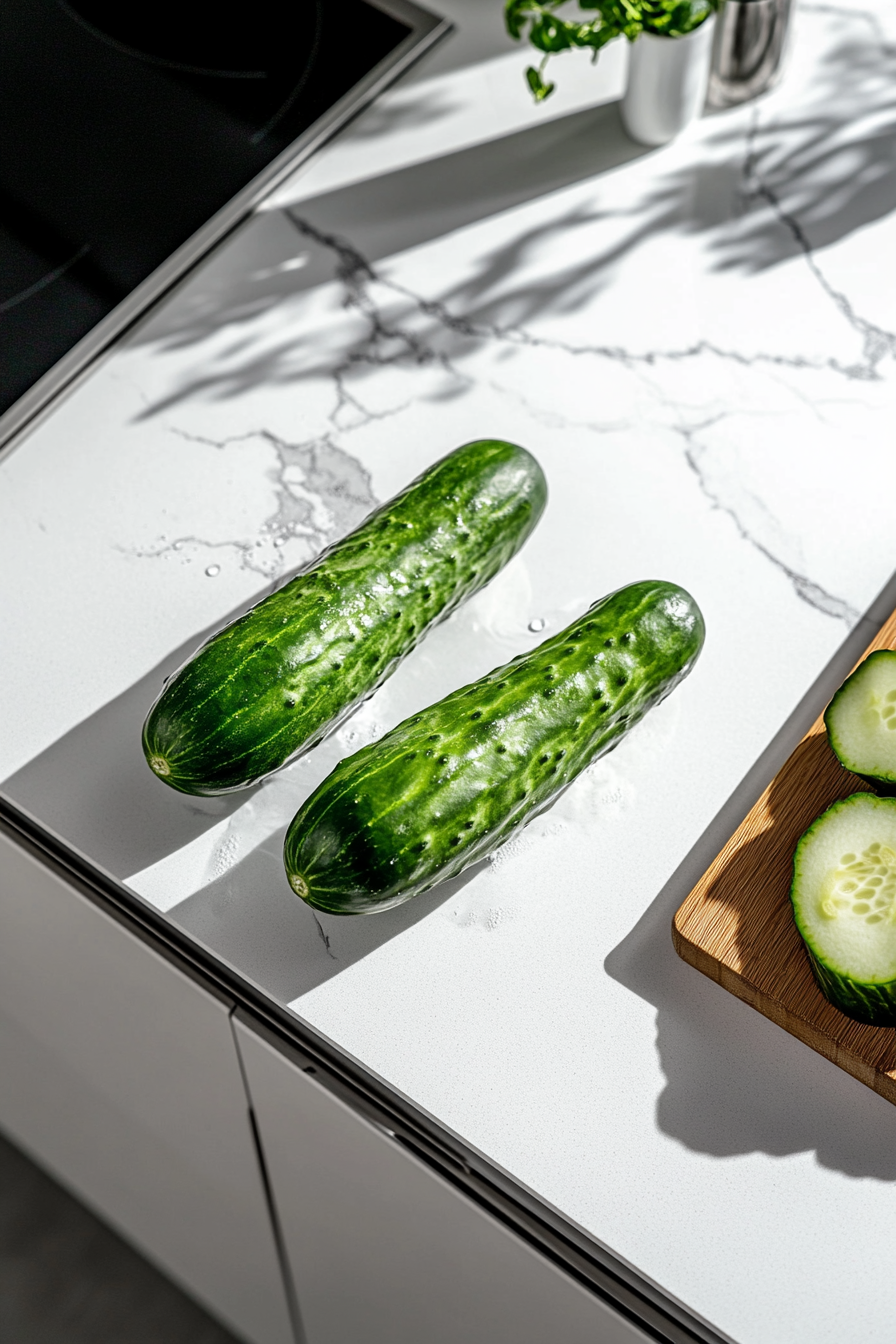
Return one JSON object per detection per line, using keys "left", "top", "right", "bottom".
{"left": 790, "top": 792, "right": 896, "bottom": 1026}
{"left": 283, "top": 580, "right": 705, "bottom": 915}
{"left": 824, "top": 650, "right": 896, "bottom": 793}
{"left": 142, "top": 440, "right": 547, "bottom": 796}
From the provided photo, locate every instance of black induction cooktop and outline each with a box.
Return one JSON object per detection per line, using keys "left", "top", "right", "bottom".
{"left": 0, "top": 0, "right": 447, "bottom": 441}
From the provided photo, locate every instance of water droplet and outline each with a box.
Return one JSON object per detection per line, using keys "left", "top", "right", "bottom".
{"left": 528, "top": 617, "right": 546, "bottom": 633}
{"left": 273, "top": 536, "right": 286, "bottom": 548}
{"left": 205, "top": 564, "right": 220, "bottom": 577}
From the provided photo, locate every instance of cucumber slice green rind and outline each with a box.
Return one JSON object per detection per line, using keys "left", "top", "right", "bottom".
{"left": 804, "top": 946, "right": 896, "bottom": 1027}
{"left": 284, "top": 580, "right": 705, "bottom": 915}
{"left": 790, "top": 792, "right": 896, "bottom": 1027}
{"left": 142, "top": 440, "right": 547, "bottom": 796}
{"left": 824, "top": 650, "right": 896, "bottom": 787}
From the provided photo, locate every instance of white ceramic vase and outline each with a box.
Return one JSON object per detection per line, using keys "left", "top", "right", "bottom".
{"left": 621, "top": 17, "right": 715, "bottom": 147}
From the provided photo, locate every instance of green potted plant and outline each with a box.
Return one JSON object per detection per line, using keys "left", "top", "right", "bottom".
{"left": 505, "top": 0, "right": 719, "bottom": 144}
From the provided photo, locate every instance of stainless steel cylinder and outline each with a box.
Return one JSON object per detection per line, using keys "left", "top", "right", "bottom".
{"left": 707, "top": 0, "right": 792, "bottom": 107}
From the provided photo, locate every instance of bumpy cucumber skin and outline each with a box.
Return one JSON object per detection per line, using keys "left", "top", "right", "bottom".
{"left": 804, "top": 948, "right": 896, "bottom": 1027}
{"left": 284, "top": 580, "right": 705, "bottom": 915}
{"left": 825, "top": 650, "right": 896, "bottom": 795}
{"left": 791, "top": 793, "right": 896, "bottom": 1027}
{"left": 142, "top": 440, "right": 547, "bottom": 796}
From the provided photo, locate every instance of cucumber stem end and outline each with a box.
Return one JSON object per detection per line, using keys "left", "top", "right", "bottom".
{"left": 289, "top": 872, "right": 310, "bottom": 901}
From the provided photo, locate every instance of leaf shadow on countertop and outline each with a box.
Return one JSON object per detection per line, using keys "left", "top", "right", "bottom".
{"left": 129, "top": 97, "right": 650, "bottom": 365}
{"left": 605, "top": 578, "right": 896, "bottom": 1180}
{"left": 129, "top": 7, "right": 896, "bottom": 418}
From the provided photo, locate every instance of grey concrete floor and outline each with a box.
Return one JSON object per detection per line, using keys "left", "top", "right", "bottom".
{"left": 0, "top": 1129, "right": 243, "bottom": 1344}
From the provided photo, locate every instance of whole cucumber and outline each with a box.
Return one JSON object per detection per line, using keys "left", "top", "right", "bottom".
{"left": 283, "top": 580, "right": 705, "bottom": 914}
{"left": 143, "top": 439, "right": 547, "bottom": 795}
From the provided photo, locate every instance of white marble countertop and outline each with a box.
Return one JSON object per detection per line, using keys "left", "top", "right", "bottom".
{"left": 3, "top": 2, "right": 896, "bottom": 1340}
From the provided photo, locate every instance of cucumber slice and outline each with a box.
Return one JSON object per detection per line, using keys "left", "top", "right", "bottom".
{"left": 791, "top": 792, "right": 896, "bottom": 1025}
{"left": 825, "top": 650, "right": 896, "bottom": 789}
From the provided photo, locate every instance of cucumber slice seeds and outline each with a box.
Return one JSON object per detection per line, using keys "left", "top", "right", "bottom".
{"left": 791, "top": 792, "right": 896, "bottom": 1025}
{"left": 825, "top": 649, "right": 896, "bottom": 789}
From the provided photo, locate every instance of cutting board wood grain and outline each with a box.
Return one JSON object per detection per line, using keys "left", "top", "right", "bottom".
{"left": 673, "top": 609, "right": 896, "bottom": 1103}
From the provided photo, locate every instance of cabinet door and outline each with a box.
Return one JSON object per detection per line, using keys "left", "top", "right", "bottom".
{"left": 234, "top": 1012, "right": 653, "bottom": 1344}
{"left": 0, "top": 828, "right": 294, "bottom": 1344}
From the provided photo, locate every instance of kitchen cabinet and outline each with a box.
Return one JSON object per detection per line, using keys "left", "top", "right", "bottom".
{"left": 0, "top": 824, "right": 294, "bottom": 1344}
{"left": 234, "top": 1011, "right": 656, "bottom": 1344}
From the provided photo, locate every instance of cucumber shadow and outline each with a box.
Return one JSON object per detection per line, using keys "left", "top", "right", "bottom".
{"left": 605, "top": 595, "right": 896, "bottom": 1181}
{"left": 0, "top": 605, "right": 269, "bottom": 878}
{"left": 1, "top": 593, "right": 484, "bottom": 1007}
{"left": 169, "top": 752, "right": 611, "bottom": 1005}
{"left": 169, "top": 841, "right": 483, "bottom": 1005}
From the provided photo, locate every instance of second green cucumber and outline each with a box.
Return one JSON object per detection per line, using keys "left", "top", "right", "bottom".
{"left": 284, "top": 580, "right": 705, "bottom": 914}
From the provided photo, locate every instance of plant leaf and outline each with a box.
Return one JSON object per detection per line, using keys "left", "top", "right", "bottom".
{"left": 509, "top": 0, "right": 720, "bottom": 100}
{"left": 504, "top": 0, "right": 535, "bottom": 39}
{"left": 528, "top": 14, "right": 578, "bottom": 51}
{"left": 525, "top": 65, "right": 557, "bottom": 99}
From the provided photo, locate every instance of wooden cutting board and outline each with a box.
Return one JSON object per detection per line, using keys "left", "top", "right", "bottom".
{"left": 673, "top": 609, "right": 896, "bottom": 1103}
